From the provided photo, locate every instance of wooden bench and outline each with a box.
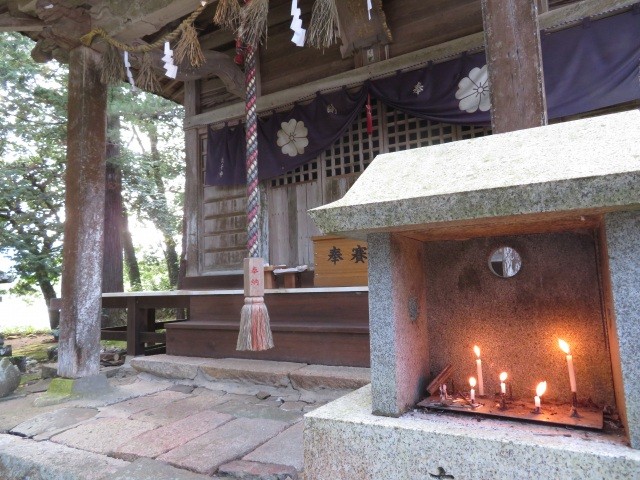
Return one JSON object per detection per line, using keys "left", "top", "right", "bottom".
{"left": 51, "top": 292, "right": 191, "bottom": 357}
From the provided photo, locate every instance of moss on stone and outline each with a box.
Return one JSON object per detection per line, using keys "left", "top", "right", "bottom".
{"left": 47, "top": 378, "right": 76, "bottom": 397}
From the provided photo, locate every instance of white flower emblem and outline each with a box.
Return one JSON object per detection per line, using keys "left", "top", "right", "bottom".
{"left": 455, "top": 64, "right": 491, "bottom": 113}
{"left": 276, "top": 119, "right": 309, "bottom": 157}
{"left": 413, "top": 82, "right": 424, "bottom": 96}
{"left": 326, "top": 103, "right": 337, "bottom": 115}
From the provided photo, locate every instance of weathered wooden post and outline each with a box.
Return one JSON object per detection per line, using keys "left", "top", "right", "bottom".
{"left": 480, "top": 0, "right": 547, "bottom": 133}
{"left": 58, "top": 45, "right": 107, "bottom": 378}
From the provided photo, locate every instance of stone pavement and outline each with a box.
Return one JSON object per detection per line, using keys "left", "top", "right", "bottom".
{"left": 0, "top": 356, "right": 370, "bottom": 480}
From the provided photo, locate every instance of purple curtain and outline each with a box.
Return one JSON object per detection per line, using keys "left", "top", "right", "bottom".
{"left": 207, "top": 88, "right": 367, "bottom": 186}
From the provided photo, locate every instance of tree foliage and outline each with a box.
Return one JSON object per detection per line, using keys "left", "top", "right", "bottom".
{"left": 110, "top": 89, "right": 185, "bottom": 288}
{"left": 0, "top": 33, "right": 67, "bottom": 302}
{"left": 0, "top": 33, "right": 185, "bottom": 307}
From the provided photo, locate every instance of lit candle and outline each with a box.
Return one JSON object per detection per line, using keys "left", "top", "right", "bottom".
{"left": 534, "top": 381, "right": 547, "bottom": 409}
{"left": 474, "top": 345, "right": 484, "bottom": 396}
{"left": 499, "top": 372, "right": 508, "bottom": 394}
{"left": 558, "top": 339, "right": 577, "bottom": 392}
{"left": 469, "top": 377, "right": 477, "bottom": 403}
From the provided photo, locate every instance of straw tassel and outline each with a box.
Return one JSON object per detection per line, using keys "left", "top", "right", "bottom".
{"left": 100, "top": 43, "right": 125, "bottom": 85}
{"left": 175, "top": 22, "right": 206, "bottom": 68}
{"left": 214, "top": 0, "right": 241, "bottom": 32}
{"left": 237, "top": 258, "right": 274, "bottom": 351}
{"left": 306, "top": 0, "right": 339, "bottom": 49}
{"left": 239, "top": 0, "right": 269, "bottom": 46}
{"left": 136, "top": 52, "right": 162, "bottom": 93}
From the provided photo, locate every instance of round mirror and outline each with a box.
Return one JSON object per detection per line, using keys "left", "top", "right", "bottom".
{"left": 488, "top": 247, "right": 522, "bottom": 278}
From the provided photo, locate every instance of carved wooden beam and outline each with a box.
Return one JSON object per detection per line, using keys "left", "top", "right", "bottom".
{"left": 335, "top": 0, "right": 392, "bottom": 58}
{"left": 151, "top": 50, "right": 244, "bottom": 99}
{"left": 0, "top": 13, "right": 44, "bottom": 31}
{"left": 89, "top": 0, "right": 211, "bottom": 43}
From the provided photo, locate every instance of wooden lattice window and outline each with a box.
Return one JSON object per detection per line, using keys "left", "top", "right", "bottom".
{"left": 385, "top": 109, "right": 457, "bottom": 152}
{"left": 457, "top": 124, "right": 492, "bottom": 140}
{"left": 266, "top": 100, "right": 491, "bottom": 187}
{"left": 324, "top": 98, "right": 382, "bottom": 178}
{"left": 269, "top": 159, "right": 319, "bottom": 187}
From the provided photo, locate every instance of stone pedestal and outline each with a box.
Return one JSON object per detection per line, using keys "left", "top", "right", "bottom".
{"left": 305, "top": 386, "right": 640, "bottom": 480}
{"left": 368, "top": 233, "right": 429, "bottom": 416}
{"left": 603, "top": 211, "right": 640, "bottom": 449}
{"left": 308, "top": 110, "right": 640, "bottom": 470}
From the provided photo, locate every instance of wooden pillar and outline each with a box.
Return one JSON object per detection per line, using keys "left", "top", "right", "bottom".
{"left": 183, "top": 80, "right": 201, "bottom": 277}
{"left": 481, "top": 0, "right": 547, "bottom": 133}
{"left": 58, "top": 46, "right": 107, "bottom": 378}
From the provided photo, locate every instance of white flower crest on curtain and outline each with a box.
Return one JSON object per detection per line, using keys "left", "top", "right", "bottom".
{"left": 455, "top": 64, "right": 491, "bottom": 113}
{"left": 276, "top": 119, "right": 309, "bottom": 157}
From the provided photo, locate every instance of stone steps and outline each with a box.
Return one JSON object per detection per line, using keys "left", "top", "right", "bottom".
{"left": 130, "top": 355, "right": 370, "bottom": 394}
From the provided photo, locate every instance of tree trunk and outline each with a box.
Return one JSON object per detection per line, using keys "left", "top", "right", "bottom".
{"left": 37, "top": 271, "right": 59, "bottom": 330}
{"left": 103, "top": 113, "right": 124, "bottom": 293}
{"left": 122, "top": 207, "right": 141, "bottom": 289}
{"left": 148, "top": 127, "right": 180, "bottom": 288}
{"left": 102, "top": 113, "right": 125, "bottom": 327}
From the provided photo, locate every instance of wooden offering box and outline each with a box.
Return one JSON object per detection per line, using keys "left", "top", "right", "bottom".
{"left": 313, "top": 236, "right": 368, "bottom": 287}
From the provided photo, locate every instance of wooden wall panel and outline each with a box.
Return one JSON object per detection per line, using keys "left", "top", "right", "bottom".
{"left": 267, "top": 186, "right": 291, "bottom": 266}
{"left": 384, "top": 0, "right": 483, "bottom": 58}
{"left": 202, "top": 185, "right": 246, "bottom": 272}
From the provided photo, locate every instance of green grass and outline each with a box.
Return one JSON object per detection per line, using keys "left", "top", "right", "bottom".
{"left": 101, "top": 340, "right": 126, "bottom": 349}
{"left": 0, "top": 326, "right": 52, "bottom": 336}
{"left": 13, "top": 342, "right": 52, "bottom": 363}
{"left": 19, "top": 372, "right": 41, "bottom": 386}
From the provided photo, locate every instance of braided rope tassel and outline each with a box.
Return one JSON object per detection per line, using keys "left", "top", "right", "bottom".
{"left": 237, "top": 39, "right": 273, "bottom": 352}
{"left": 245, "top": 44, "right": 260, "bottom": 259}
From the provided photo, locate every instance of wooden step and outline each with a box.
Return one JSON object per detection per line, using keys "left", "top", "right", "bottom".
{"left": 166, "top": 320, "right": 369, "bottom": 335}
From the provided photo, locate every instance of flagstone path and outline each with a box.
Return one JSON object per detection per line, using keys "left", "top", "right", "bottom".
{"left": 0, "top": 355, "right": 370, "bottom": 480}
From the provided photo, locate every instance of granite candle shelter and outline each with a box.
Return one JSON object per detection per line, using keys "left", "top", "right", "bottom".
{"left": 305, "top": 110, "right": 640, "bottom": 479}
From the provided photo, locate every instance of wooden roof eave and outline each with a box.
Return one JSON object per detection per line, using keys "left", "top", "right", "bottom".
{"left": 185, "top": 0, "right": 639, "bottom": 129}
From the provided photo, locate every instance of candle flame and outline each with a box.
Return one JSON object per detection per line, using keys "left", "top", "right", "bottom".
{"left": 499, "top": 371, "right": 508, "bottom": 382}
{"left": 558, "top": 339, "right": 571, "bottom": 354}
{"left": 473, "top": 345, "right": 481, "bottom": 358}
{"left": 469, "top": 377, "right": 477, "bottom": 388}
{"left": 536, "top": 381, "right": 547, "bottom": 397}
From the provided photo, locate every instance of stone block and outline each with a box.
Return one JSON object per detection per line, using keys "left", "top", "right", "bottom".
{"left": 218, "top": 460, "right": 298, "bottom": 480}
{"left": 214, "top": 400, "right": 302, "bottom": 424}
{"left": 50, "top": 417, "right": 156, "bottom": 455}
{"left": 304, "top": 386, "right": 640, "bottom": 480}
{"left": 280, "top": 401, "right": 306, "bottom": 412}
{"left": 604, "top": 211, "right": 640, "bottom": 448}
{"left": 130, "top": 390, "right": 229, "bottom": 426}
{"left": 168, "top": 384, "right": 195, "bottom": 394}
{"left": 0, "top": 434, "right": 128, "bottom": 480}
{"left": 9, "top": 356, "right": 26, "bottom": 373}
{"left": 157, "top": 417, "right": 289, "bottom": 475}
{"left": 41, "top": 363, "right": 58, "bottom": 379}
{"left": 113, "top": 410, "right": 233, "bottom": 460}
{"left": 97, "top": 389, "right": 189, "bottom": 419}
{"left": 0, "top": 395, "right": 61, "bottom": 434}
{"left": 200, "top": 358, "right": 305, "bottom": 387}
{"left": 244, "top": 421, "right": 304, "bottom": 470}
{"left": 130, "top": 354, "right": 208, "bottom": 380}
{"left": 111, "top": 458, "right": 212, "bottom": 480}
{"left": 309, "top": 110, "right": 640, "bottom": 236}
{"left": 289, "top": 365, "right": 370, "bottom": 391}
{"left": 10, "top": 407, "right": 98, "bottom": 440}
{"left": 0, "top": 358, "right": 20, "bottom": 398}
